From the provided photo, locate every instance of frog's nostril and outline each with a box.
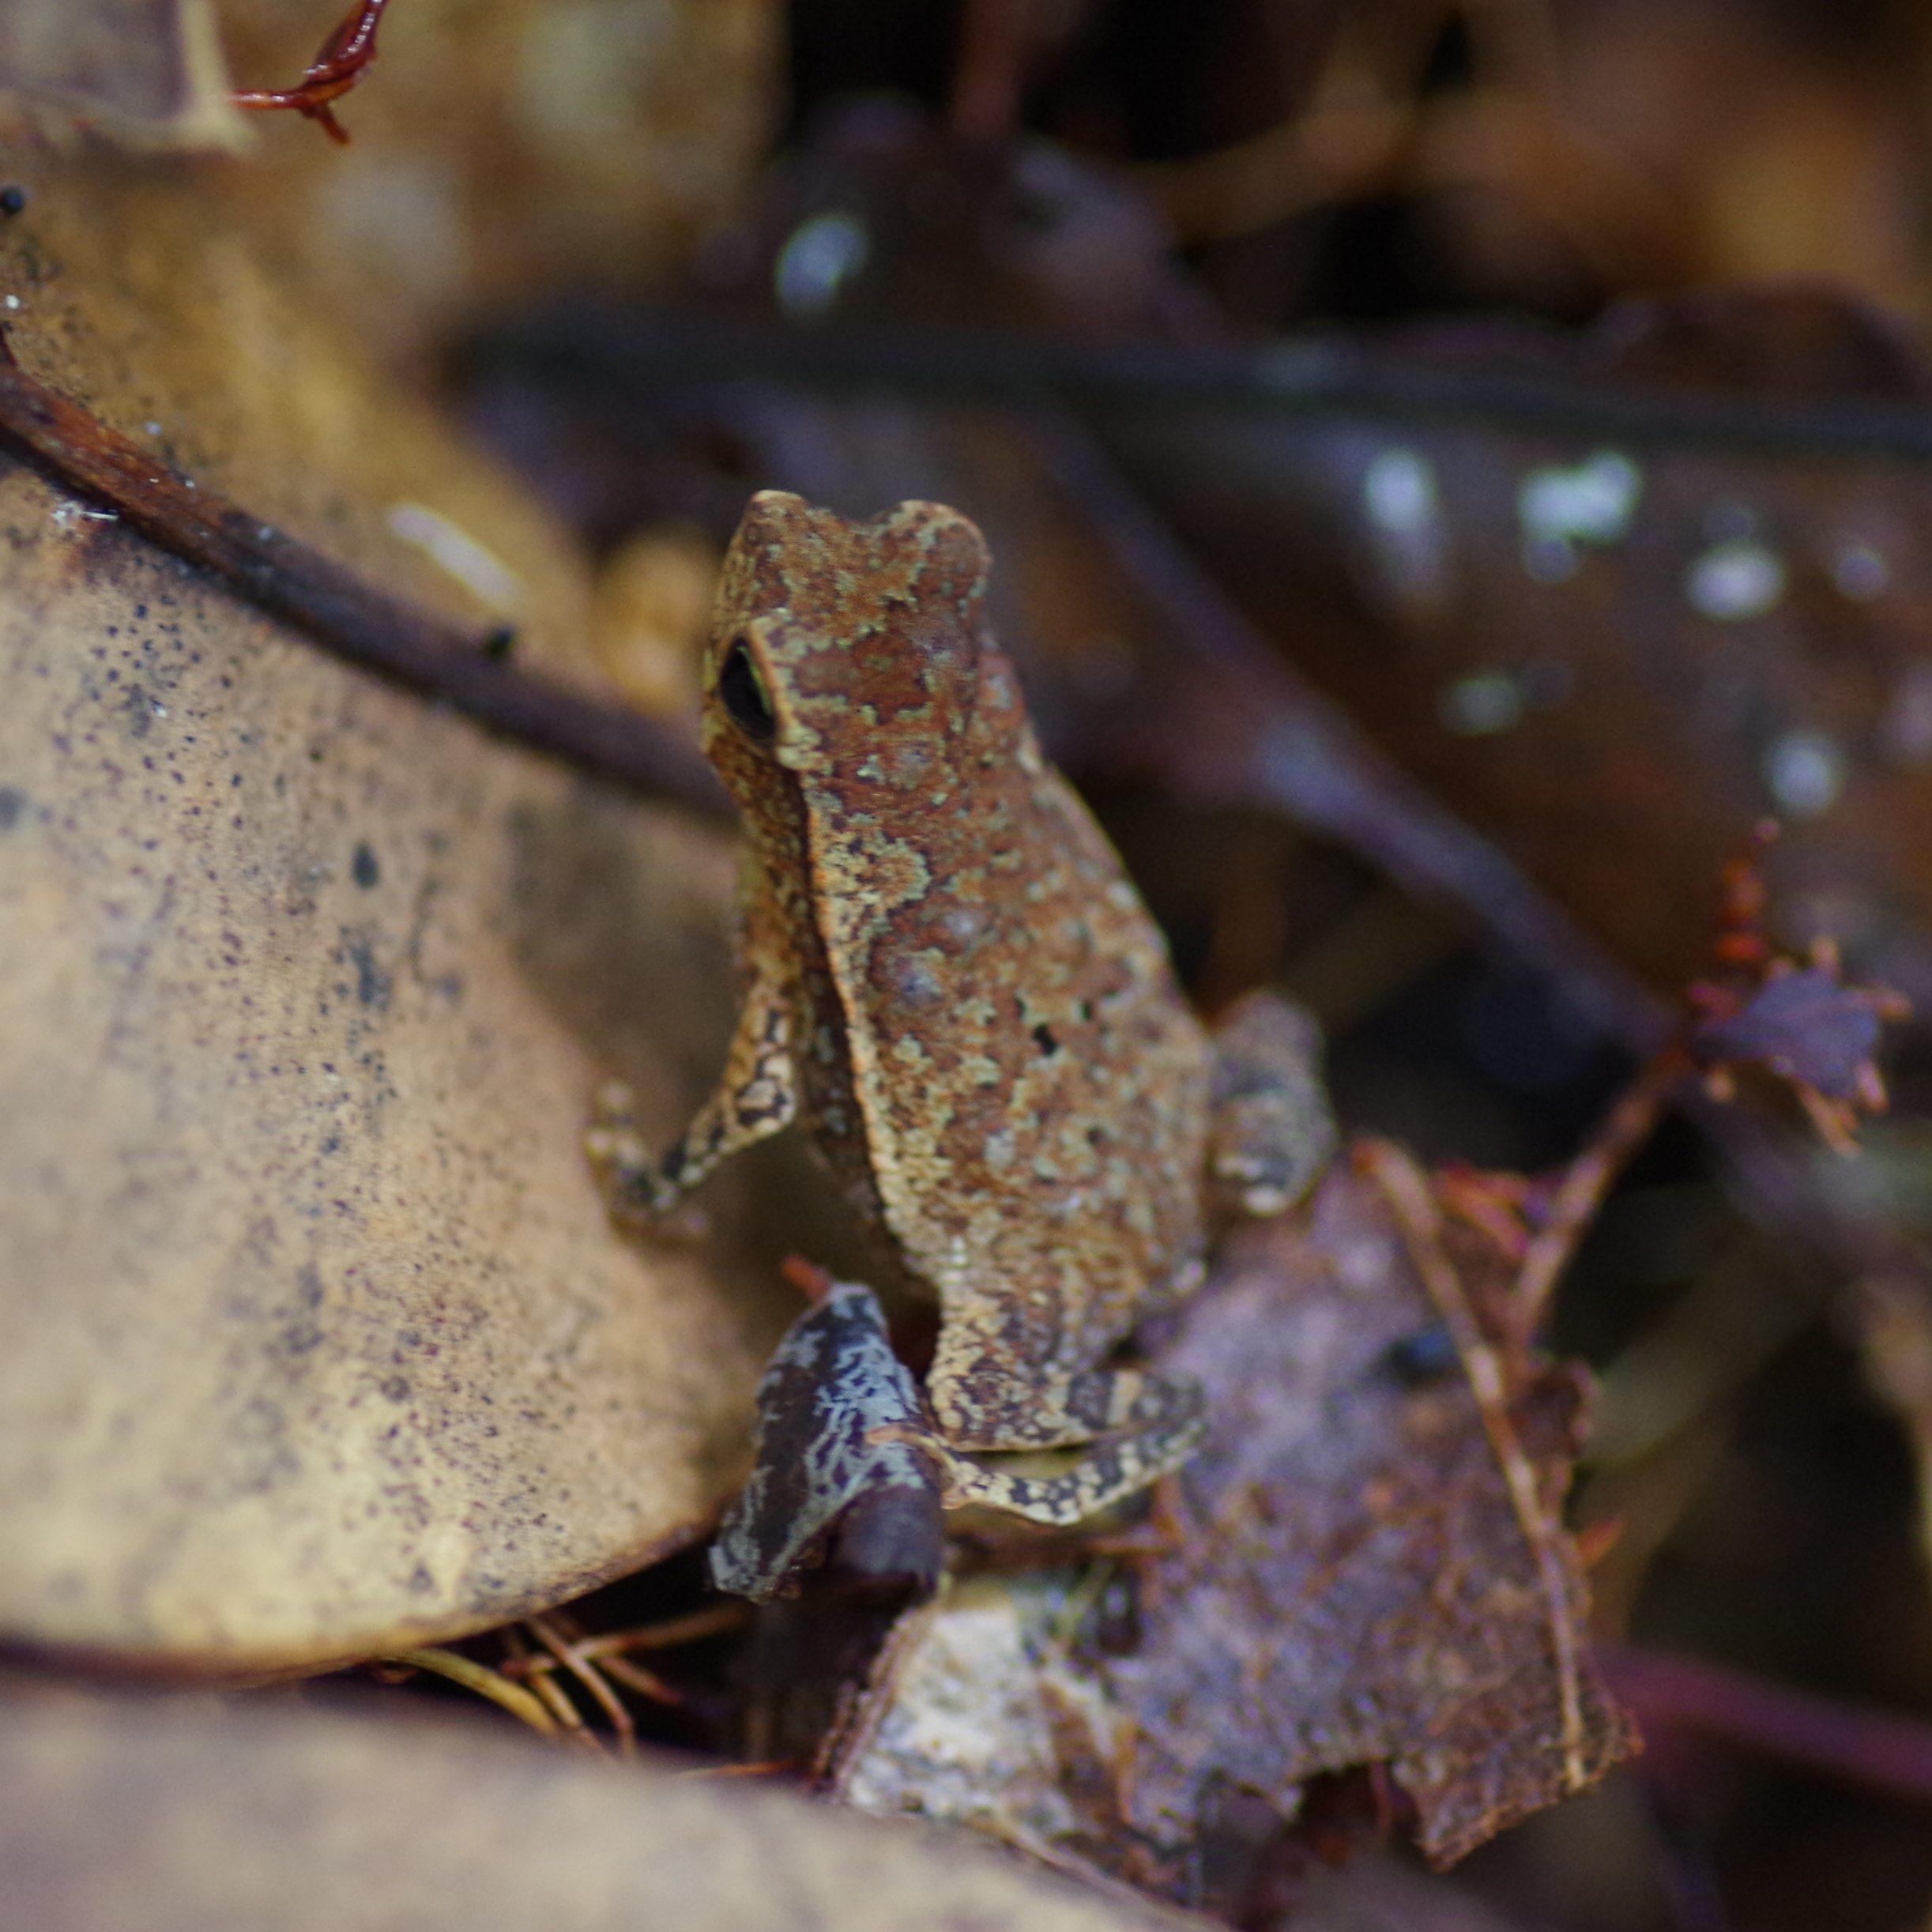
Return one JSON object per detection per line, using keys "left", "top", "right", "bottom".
{"left": 719, "top": 637, "right": 777, "bottom": 744}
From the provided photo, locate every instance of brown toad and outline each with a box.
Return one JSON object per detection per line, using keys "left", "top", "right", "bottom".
{"left": 591, "top": 491, "right": 1331, "bottom": 1595}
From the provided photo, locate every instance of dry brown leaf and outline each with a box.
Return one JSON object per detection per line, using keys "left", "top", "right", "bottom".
{"left": 0, "top": 1687, "right": 1202, "bottom": 1932}
{"left": 0, "top": 149, "right": 789, "bottom": 1670}
{"left": 831, "top": 1151, "right": 1634, "bottom": 1881}
{"left": 1102, "top": 288, "right": 1932, "bottom": 1000}
{"left": 1119, "top": 1154, "right": 1633, "bottom": 1869}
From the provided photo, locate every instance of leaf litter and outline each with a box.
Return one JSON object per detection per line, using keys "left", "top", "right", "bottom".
{"left": 823, "top": 831, "right": 1905, "bottom": 1890}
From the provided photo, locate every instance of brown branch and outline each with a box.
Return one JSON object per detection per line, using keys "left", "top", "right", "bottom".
{"left": 234, "top": 0, "right": 393, "bottom": 144}
{"left": 0, "top": 352, "right": 726, "bottom": 817}
{"left": 470, "top": 306, "right": 1932, "bottom": 467}
{"left": 1600, "top": 1644, "right": 1932, "bottom": 1808}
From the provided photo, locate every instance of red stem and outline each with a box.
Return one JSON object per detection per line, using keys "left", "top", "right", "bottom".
{"left": 233, "top": 0, "right": 394, "bottom": 143}
{"left": 1600, "top": 1644, "right": 1932, "bottom": 1806}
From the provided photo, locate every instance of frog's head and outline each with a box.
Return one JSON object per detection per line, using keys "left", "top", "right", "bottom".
{"left": 702, "top": 491, "right": 1027, "bottom": 812}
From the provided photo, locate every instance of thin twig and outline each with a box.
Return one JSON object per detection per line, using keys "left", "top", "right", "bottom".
{"left": 0, "top": 350, "right": 725, "bottom": 816}
{"left": 380, "top": 1647, "right": 559, "bottom": 1738}
{"left": 1512, "top": 1046, "right": 1686, "bottom": 1334}
{"left": 574, "top": 1602, "right": 748, "bottom": 1657}
{"left": 528, "top": 1613, "right": 638, "bottom": 1757}
{"left": 1361, "top": 1139, "right": 1590, "bottom": 1793}
{"left": 500, "top": 1625, "right": 604, "bottom": 1751}
{"left": 598, "top": 1655, "right": 680, "bottom": 1704}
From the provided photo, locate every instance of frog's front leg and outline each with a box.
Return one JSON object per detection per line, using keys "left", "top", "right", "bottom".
{"left": 587, "top": 953, "right": 797, "bottom": 1222}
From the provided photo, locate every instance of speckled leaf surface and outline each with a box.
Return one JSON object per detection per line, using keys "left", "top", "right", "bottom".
{"left": 0, "top": 152, "right": 784, "bottom": 1670}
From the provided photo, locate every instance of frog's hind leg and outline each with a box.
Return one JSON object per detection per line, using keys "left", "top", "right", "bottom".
{"left": 1207, "top": 989, "right": 1335, "bottom": 1220}
{"left": 926, "top": 1369, "right": 1205, "bottom": 1527}
{"left": 587, "top": 962, "right": 797, "bottom": 1222}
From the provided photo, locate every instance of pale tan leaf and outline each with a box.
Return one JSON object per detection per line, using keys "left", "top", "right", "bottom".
{"left": 0, "top": 148, "right": 789, "bottom": 1670}
{"left": 0, "top": 1689, "right": 1200, "bottom": 1932}
{"left": 0, "top": 0, "right": 246, "bottom": 150}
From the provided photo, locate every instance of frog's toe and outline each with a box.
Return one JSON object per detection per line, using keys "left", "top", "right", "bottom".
{"left": 936, "top": 1372, "right": 1207, "bottom": 1527}
{"left": 1208, "top": 990, "right": 1336, "bottom": 1219}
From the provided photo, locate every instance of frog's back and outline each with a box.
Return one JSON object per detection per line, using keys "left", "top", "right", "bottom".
{"left": 706, "top": 492, "right": 1211, "bottom": 1383}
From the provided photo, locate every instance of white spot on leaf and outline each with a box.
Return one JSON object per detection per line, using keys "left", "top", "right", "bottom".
{"left": 1763, "top": 729, "right": 1843, "bottom": 817}
{"left": 774, "top": 211, "right": 869, "bottom": 320}
{"left": 1686, "top": 539, "right": 1785, "bottom": 621}
{"left": 1440, "top": 672, "right": 1525, "bottom": 736}
{"left": 388, "top": 502, "right": 519, "bottom": 612}
{"left": 1517, "top": 450, "right": 1641, "bottom": 571}
{"left": 1832, "top": 544, "right": 1889, "bottom": 601}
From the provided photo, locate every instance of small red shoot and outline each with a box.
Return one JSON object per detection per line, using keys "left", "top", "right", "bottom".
{"left": 233, "top": 0, "right": 393, "bottom": 145}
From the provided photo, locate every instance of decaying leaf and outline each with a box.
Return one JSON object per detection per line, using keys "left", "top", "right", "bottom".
{"left": 0, "top": 149, "right": 790, "bottom": 1670}
{"left": 0, "top": 1688, "right": 1199, "bottom": 1932}
{"left": 214, "top": 0, "right": 781, "bottom": 363}
{"left": 0, "top": 0, "right": 246, "bottom": 150}
{"left": 832, "top": 1151, "right": 1635, "bottom": 1879}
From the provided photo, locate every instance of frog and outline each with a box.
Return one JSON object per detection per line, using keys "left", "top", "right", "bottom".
{"left": 589, "top": 490, "right": 1333, "bottom": 1597}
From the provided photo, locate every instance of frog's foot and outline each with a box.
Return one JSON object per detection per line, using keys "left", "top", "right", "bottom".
{"left": 710, "top": 1278, "right": 945, "bottom": 1602}
{"left": 917, "top": 1371, "right": 1206, "bottom": 1527}
{"left": 584, "top": 1080, "right": 679, "bottom": 1222}
{"left": 1207, "top": 989, "right": 1336, "bottom": 1220}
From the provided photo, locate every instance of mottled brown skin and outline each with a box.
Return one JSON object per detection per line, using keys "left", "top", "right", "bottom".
{"left": 593, "top": 491, "right": 1318, "bottom": 1527}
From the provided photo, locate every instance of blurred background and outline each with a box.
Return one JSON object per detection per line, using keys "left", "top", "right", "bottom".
{"left": 36, "top": 0, "right": 1932, "bottom": 1923}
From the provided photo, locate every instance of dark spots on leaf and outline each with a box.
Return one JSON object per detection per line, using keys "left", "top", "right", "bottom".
{"left": 380, "top": 1375, "right": 410, "bottom": 1403}
{"left": 0, "top": 785, "right": 23, "bottom": 830}
{"left": 341, "top": 934, "right": 392, "bottom": 1011}
{"left": 408, "top": 1564, "right": 435, "bottom": 1593}
{"left": 480, "top": 625, "right": 517, "bottom": 661}
{"left": 1378, "top": 1323, "right": 1459, "bottom": 1388}
{"left": 351, "top": 842, "right": 380, "bottom": 889}
{"left": 1033, "top": 1022, "right": 1060, "bottom": 1056}
{"left": 0, "top": 186, "right": 27, "bottom": 217}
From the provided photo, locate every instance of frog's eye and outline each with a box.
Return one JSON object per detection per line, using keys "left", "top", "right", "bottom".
{"left": 718, "top": 636, "right": 777, "bottom": 744}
